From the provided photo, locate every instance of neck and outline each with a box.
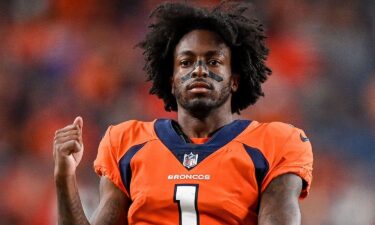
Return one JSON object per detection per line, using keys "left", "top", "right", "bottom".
{"left": 177, "top": 104, "right": 234, "bottom": 138}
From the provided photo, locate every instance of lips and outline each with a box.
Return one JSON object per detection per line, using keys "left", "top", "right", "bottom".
{"left": 187, "top": 81, "right": 212, "bottom": 90}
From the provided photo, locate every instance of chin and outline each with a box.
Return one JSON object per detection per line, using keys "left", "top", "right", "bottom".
{"left": 176, "top": 89, "right": 230, "bottom": 117}
{"left": 182, "top": 99, "right": 216, "bottom": 117}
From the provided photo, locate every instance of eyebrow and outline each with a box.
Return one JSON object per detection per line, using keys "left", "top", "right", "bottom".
{"left": 176, "top": 50, "right": 226, "bottom": 58}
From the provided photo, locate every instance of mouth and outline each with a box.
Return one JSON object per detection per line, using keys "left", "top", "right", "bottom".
{"left": 187, "top": 81, "right": 212, "bottom": 91}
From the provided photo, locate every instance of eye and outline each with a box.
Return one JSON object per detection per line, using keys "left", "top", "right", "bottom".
{"left": 180, "top": 60, "right": 193, "bottom": 68}
{"left": 208, "top": 59, "right": 221, "bottom": 66}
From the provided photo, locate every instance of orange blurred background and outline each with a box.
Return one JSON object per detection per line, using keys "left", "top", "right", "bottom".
{"left": 0, "top": 0, "right": 374, "bottom": 224}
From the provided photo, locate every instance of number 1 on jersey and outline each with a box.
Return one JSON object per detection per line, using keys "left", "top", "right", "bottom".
{"left": 174, "top": 184, "right": 200, "bottom": 225}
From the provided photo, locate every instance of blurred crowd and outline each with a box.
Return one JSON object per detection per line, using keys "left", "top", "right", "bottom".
{"left": 0, "top": 0, "right": 374, "bottom": 224}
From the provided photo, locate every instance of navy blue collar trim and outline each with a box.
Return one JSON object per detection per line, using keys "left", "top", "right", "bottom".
{"left": 154, "top": 119, "right": 251, "bottom": 170}
{"left": 154, "top": 119, "right": 251, "bottom": 150}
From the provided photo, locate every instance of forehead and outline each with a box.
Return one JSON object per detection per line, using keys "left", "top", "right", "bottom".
{"left": 174, "top": 29, "right": 230, "bottom": 56}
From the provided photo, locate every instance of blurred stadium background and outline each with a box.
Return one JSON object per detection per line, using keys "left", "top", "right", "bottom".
{"left": 0, "top": 0, "right": 374, "bottom": 224}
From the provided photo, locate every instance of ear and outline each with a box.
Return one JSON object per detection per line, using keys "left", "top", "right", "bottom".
{"left": 231, "top": 74, "right": 239, "bottom": 92}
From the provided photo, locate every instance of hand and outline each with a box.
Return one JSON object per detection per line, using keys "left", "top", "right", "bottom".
{"left": 53, "top": 116, "right": 84, "bottom": 178}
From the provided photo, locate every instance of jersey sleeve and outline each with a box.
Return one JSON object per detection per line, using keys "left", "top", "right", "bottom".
{"left": 262, "top": 127, "right": 313, "bottom": 198}
{"left": 93, "top": 126, "right": 128, "bottom": 196}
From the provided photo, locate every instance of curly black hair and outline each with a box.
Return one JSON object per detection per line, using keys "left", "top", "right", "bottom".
{"left": 138, "top": 1, "right": 271, "bottom": 114}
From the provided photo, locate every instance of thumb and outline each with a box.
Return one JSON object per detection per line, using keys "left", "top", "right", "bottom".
{"left": 73, "top": 116, "right": 83, "bottom": 130}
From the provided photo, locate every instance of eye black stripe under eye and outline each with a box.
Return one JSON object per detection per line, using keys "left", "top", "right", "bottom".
{"left": 181, "top": 70, "right": 194, "bottom": 82}
{"left": 180, "top": 60, "right": 223, "bottom": 83}
{"left": 208, "top": 71, "right": 223, "bottom": 82}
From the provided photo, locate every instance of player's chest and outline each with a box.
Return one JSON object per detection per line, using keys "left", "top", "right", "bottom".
{"left": 124, "top": 141, "right": 260, "bottom": 225}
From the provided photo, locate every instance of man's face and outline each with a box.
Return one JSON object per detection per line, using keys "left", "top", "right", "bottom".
{"left": 172, "top": 29, "right": 237, "bottom": 115}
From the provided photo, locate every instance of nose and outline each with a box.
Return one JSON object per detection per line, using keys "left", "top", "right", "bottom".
{"left": 191, "top": 60, "right": 208, "bottom": 78}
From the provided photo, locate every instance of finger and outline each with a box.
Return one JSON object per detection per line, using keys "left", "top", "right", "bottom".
{"left": 54, "top": 134, "right": 80, "bottom": 145}
{"left": 55, "top": 124, "right": 80, "bottom": 135}
{"left": 54, "top": 130, "right": 80, "bottom": 139}
{"left": 59, "top": 140, "right": 82, "bottom": 155}
{"left": 55, "top": 116, "right": 83, "bottom": 135}
{"left": 73, "top": 116, "right": 83, "bottom": 144}
{"left": 73, "top": 116, "right": 83, "bottom": 130}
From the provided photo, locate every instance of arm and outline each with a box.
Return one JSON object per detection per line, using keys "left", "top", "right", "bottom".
{"left": 55, "top": 175, "right": 130, "bottom": 225}
{"left": 90, "top": 176, "right": 130, "bottom": 225}
{"left": 258, "top": 173, "right": 303, "bottom": 225}
{"left": 55, "top": 174, "right": 90, "bottom": 225}
{"left": 54, "top": 117, "right": 130, "bottom": 225}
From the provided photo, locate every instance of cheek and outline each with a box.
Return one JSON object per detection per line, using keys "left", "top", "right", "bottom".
{"left": 170, "top": 75, "right": 177, "bottom": 95}
{"left": 171, "top": 76, "right": 183, "bottom": 95}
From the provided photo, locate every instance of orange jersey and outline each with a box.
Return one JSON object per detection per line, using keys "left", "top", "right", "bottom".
{"left": 94, "top": 119, "right": 313, "bottom": 225}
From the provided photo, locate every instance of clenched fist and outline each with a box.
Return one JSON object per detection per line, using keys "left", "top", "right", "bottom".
{"left": 53, "top": 117, "right": 84, "bottom": 178}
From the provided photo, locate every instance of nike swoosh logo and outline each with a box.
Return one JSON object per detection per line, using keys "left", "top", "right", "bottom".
{"left": 300, "top": 133, "right": 310, "bottom": 142}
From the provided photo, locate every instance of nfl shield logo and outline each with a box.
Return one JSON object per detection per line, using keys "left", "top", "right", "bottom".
{"left": 183, "top": 152, "right": 198, "bottom": 169}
